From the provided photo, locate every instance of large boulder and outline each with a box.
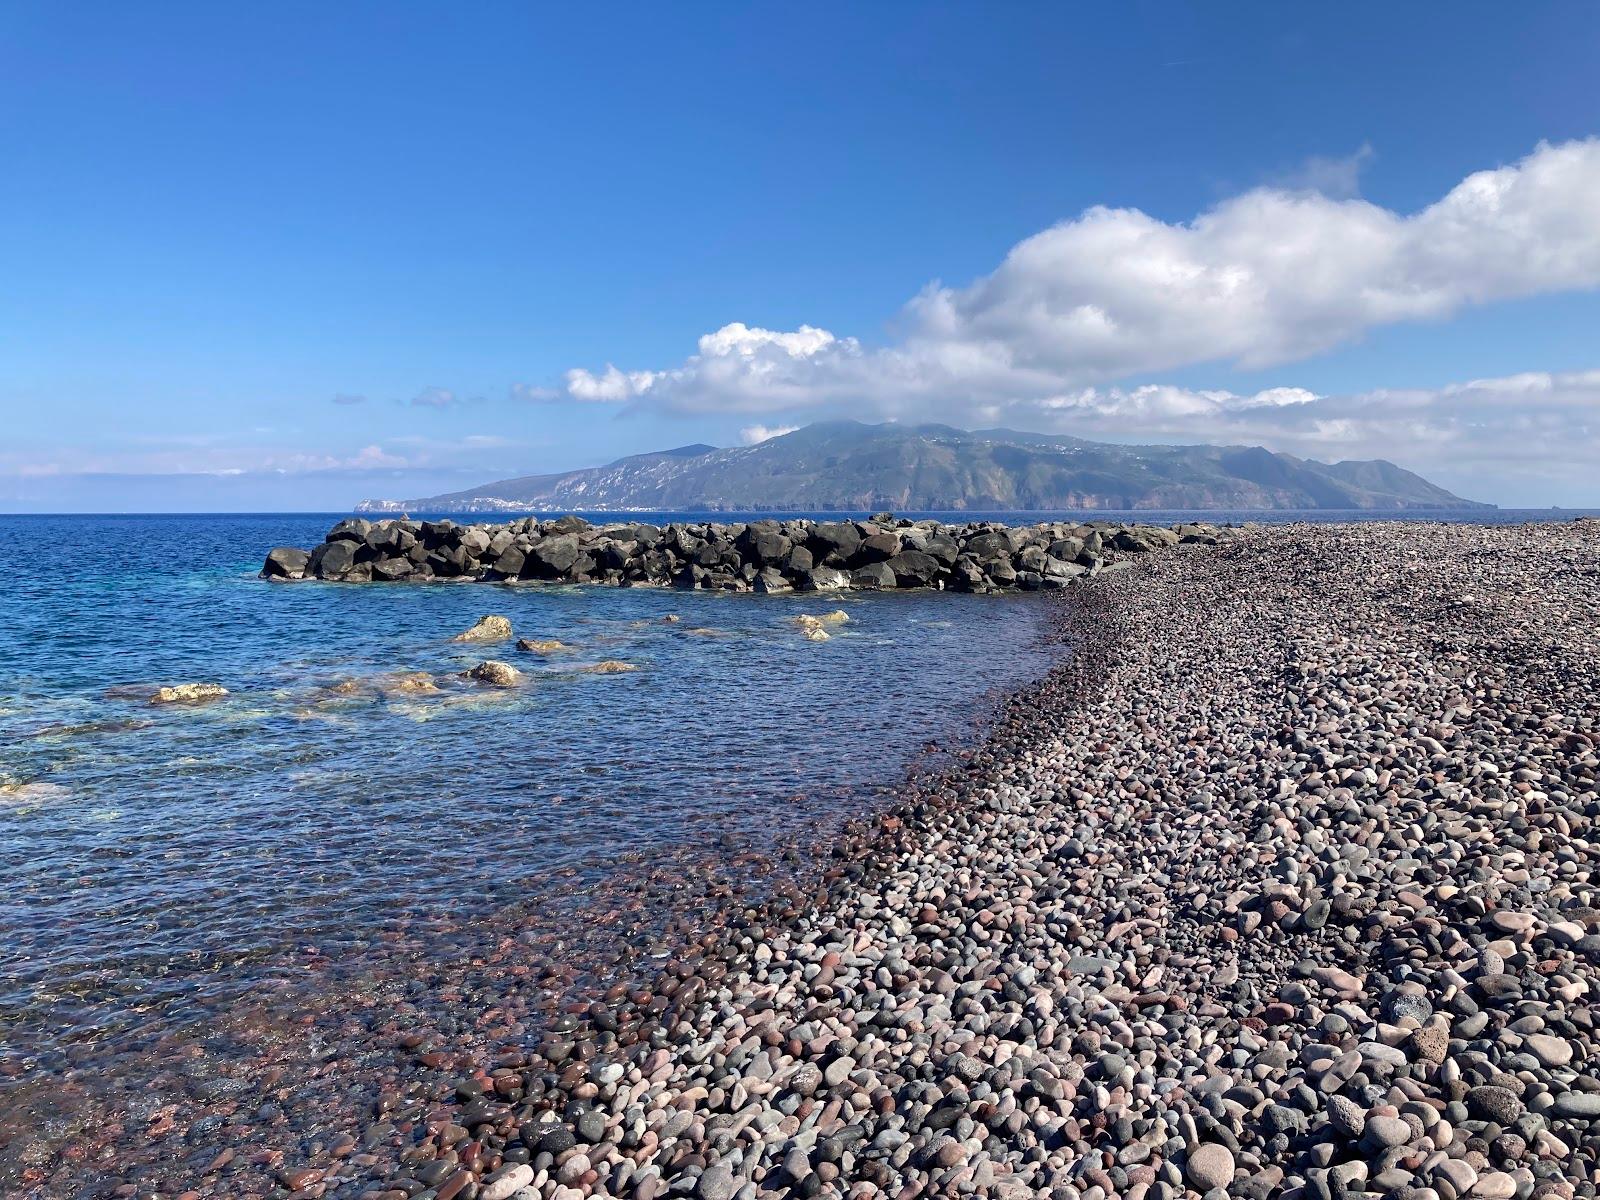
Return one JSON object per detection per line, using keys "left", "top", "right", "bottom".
{"left": 613, "top": 522, "right": 662, "bottom": 547}
{"left": 963, "top": 530, "right": 1014, "bottom": 562}
{"left": 739, "top": 525, "right": 792, "bottom": 566}
{"left": 950, "top": 556, "right": 988, "bottom": 591}
{"left": 798, "top": 567, "right": 850, "bottom": 592}
{"left": 527, "top": 534, "right": 581, "bottom": 577}
{"left": 326, "top": 518, "right": 372, "bottom": 544}
{"left": 597, "top": 540, "right": 636, "bottom": 571}
{"left": 372, "top": 557, "right": 413, "bottom": 581}
{"left": 1113, "top": 526, "right": 1179, "bottom": 553}
{"left": 850, "top": 562, "right": 897, "bottom": 589}
{"left": 784, "top": 544, "right": 815, "bottom": 574}
{"left": 808, "top": 522, "right": 862, "bottom": 565}
{"left": 922, "top": 532, "right": 960, "bottom": 565}
{"left": 1042, "top": 556, "right": 1086, "bottom": 581}
{"left": 460, "top": 527, "right": 492, "bottom": 556}
{"left": 311, "top": 539, "right": 359, "bottom": 579}
{"left": 753, "top": 568, "right": 793, "bottom": 594}
{"left": 1016, "top": 545, "right": 1048, "bottom": 573}
{"left": 1048, "top": 536, "right": 1085, "bottom": 561}
{"left": 886, "top": 550, "right": 942, "bottom": 587}
{"left": 262, "top": 547, "right": 309, "bottom": 579}
{"left": 852, "top": 532, "right": 900, "bottom": 565}
{"left": 429, "top": 545, "right": 471, "bottom": 577}
{"left": 491, "top": 546, "right": 527, "bottom": 578}
{"left": 421, "top": 519, "right": 459, "bottom": 547}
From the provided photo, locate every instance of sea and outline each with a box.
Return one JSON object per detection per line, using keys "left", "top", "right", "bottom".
{"left": 0, "top": 507, "right": 1593, "bottom": 1107}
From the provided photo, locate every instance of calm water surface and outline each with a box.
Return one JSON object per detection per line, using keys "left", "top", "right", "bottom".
{"left": 0, "top": 514, "right": 1055, "bottom": 1082}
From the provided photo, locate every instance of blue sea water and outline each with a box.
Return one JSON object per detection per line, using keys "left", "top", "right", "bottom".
{"left": 0, "top": 513, "right": 1056, "bottom": 1082}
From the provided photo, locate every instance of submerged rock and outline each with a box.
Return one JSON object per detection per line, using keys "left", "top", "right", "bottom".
{"left": 376, "top": 671, "right": 439, "bottom": 695}
{"left": 580, "top": 660, "right": 637, "bottom": 674}
{"left": 516, "top": 638, "right": 572, "bottom": 653}
{"left": 150, "top": 683, "right": 228, "bottom": 705}
{"left": 793, "top": 614, "right": 832, "bottom": 642}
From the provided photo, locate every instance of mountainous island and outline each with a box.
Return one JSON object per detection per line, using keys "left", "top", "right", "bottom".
{"left": 356, "top": 421, "right": 1487, "bottom": 514}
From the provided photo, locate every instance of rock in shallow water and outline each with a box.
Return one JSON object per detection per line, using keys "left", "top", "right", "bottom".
{"left": 149, "top": 682, "right": 228, "bottom": 705}
{"left": 465, "top": 659, "right": 520, "bottom": 687}
{"left": 452, "top": 614, "right": 513, "bottom": 642}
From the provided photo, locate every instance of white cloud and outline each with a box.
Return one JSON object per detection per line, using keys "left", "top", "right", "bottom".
{"left": 562, "top": 139, "right": 1600, "bottom": 416}
{"left": 410, "top": 386, "right": 460, "bottom": 408}
{"left": 565, "top": 364, "right": 661, "bottom": 402}
{"left": 331, "top": 392, "right": 367, "bottom": 406}
{"left": 992, "top": 369, "right": 1600, "bottom": 502}
{"left": 739, "top": 423, "right": 800, "bottom": 444}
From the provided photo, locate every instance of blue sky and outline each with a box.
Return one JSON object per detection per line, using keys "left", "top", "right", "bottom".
{"left": 3, "top": 3, "right": 1599, "bottom": 510}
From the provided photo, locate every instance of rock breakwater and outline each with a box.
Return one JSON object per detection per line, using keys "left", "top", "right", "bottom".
{"left": 262, "top": 514, "right": 1233, "bottom": 592}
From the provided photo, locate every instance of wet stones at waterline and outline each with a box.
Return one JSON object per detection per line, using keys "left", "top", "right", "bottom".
{"left": 261, "top": 513, "right": 1236, "bottom": 592}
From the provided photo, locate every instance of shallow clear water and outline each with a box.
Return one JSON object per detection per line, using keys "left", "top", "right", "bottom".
{"left": 0, "top": 514, "right": 1055, "bottom": 1081}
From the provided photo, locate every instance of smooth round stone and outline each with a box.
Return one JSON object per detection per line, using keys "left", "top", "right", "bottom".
{"left": 1364, "top": 1114, "right": 1413, "bottom": 1150}
{"left": 1432, "top": 1158, "right": 1477, "bottom": 1197}
{"left": 697, "top": 1162, "right": 739, "bottom": 1200}
{"left": 1552, "top": 1092, "right": 1600, "bottom": 1121}
{"left": 481, "top": 1165, "right": 535, "bottom": 1200}
{"left": 1470, "top": 1172, "right": 1517, "bottom": 1199}
{"left": 1185, "top": 1143, "right": 1235, "bottom": 1190}
{"left": 1523, "top": 1034, "right": 1573, "bottom": 1067}
{"left": 575, "top": 1110, "right": 607, "bottom": 1142}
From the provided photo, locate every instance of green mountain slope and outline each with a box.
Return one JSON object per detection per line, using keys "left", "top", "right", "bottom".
{"left": 357, "top": 422, "right": 1489, "bottom": 513}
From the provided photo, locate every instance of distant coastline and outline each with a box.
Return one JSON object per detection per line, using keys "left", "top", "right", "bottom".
{"left": 357, "top": 419, "right": 1488, "bottom": 515}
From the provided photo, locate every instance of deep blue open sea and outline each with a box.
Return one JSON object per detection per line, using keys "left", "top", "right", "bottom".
{"left": 0, "top": 506, "right": 1593, "bottom": 1091}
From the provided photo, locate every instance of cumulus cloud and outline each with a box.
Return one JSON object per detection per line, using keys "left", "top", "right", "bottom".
{"left": 991, "top": 369, "right": 1600, "bottom": 502}
{"left": 561, "top": 139, "right": 1600, "bottom": 417}
{"left": 739, "top": 423, "right": 800, "bottom": 445}
{"left": 565, "top": 364, "right": 661, "bottom": 402}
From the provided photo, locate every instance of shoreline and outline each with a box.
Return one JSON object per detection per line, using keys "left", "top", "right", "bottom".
{"left": 3, "top": 589, "right": 1069, "bottom": 1198}
{"left": 14, "top": 519, "right": 1600, "bottom": 1199}
{"left": 345, "top": 520, "right": 1594, "bottom": 1200}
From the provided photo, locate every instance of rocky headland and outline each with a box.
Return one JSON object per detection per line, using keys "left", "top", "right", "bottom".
{"left": 262, "top": 514, "right": 1235, "bottom": 592}
{"left": 19, "top": 519, "right": 1600, "bottom": 1200}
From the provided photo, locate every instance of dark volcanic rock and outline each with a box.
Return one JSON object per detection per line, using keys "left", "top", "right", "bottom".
{"left": 264, "top": 514, "right": 1236, "bottom": 594}
{"left": 263, "top": 546, "right": 309, "bottom": 579}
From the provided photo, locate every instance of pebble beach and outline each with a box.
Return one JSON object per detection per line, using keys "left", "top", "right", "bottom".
{"left": 15, "top": 518, "right": 1600, "bottom": 1200}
